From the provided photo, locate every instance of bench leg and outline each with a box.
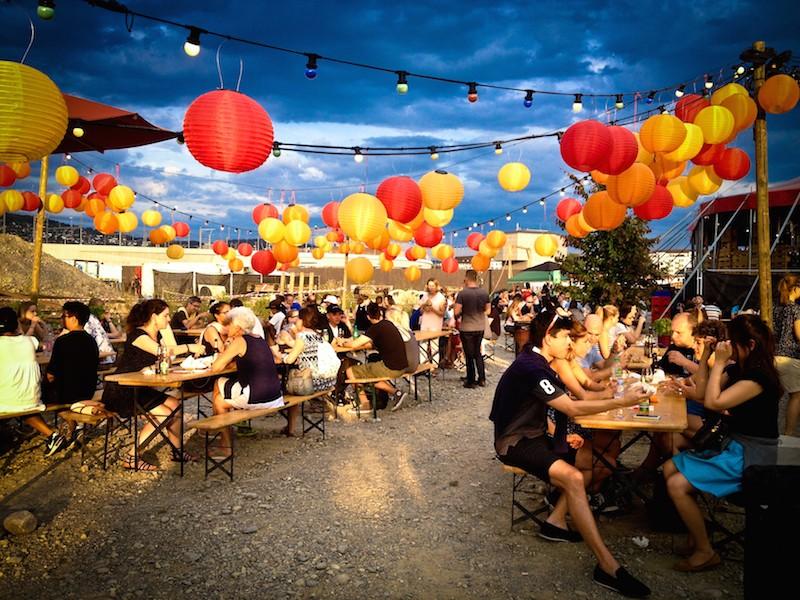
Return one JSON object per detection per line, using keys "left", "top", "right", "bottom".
{"left": 300, "top": 398, "right": 326, "bottom": 439}
{"left": 427, "top": 371, "right": 432, "bottom": 402}
{"left": 370, "top": 384, "right": 379, "bottom": 421}
{"left": 204, "top": 429, "right": 235, "bottom": 482}
{"left": 103, "top": 417, "right": 111, "bottom": 471}
{"left": 510, "top": 472, "right": 548, "bottom": 530}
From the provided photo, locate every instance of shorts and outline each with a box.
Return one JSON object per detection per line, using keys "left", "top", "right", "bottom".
{"left": 499, "top": 435, "right": 563, "bottom": 483}
{"left": 216, "top": 377, "right": 284, "bottom": 410}
{"left": 776, "top": 356, "right": 800, "bottom": 393}
{"left": 687, "top": 399, "right": 706, "bottom": 418}
{"left": 350, "top": 361, "right": 406, "bottom": 380}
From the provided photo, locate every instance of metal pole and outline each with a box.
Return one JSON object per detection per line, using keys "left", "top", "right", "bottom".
{"left": 30, "top": 155, "right": 49, "bottom": 300}
{"left": 342, "top": 250, "right": 349, "bottom": 311}
{"left": 753, "top": 40, "right": 773, "bottom": 325}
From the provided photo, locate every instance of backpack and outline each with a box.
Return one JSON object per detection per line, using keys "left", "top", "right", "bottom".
{"left": 315, "top": 340, "right": 342, "bottom": 379}
{"left": 410, "top": 308, "right": 421, "bottom": 331}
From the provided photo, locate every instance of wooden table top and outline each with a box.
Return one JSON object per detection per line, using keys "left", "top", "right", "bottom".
{"left": 574, "top": 385, "right": 688, "bottom": 432}
{"left": 104, "top": 365, "right": 236, "bottom": 388}
{"left": 36, "top": 351, "right": 116, "bottom": 366}
{"left": 332, "top": 329, "right": 452, "bottom": 353}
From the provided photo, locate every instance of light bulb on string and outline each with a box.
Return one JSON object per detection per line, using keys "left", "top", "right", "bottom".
{"left": 472, "top": 222, "right": 478, "bottom": 228}
{"left": 429, "top": 147, "right": 439, "bottom": 161}
{"left": 272, "top": 143, "right": 281, "bottom": 158}
{"left": 65, "top": 153, "right": 71, "bottom": 160}
{"left": 614, "top": 94, "right": 624, "bottom": 109}
{"left": 467, "top": 82, "right": 478, "bottom": 103}
{"left": 505, "top": 213, "right": 511, "bottom": 221}
{"left": 539, "top": 199, "right": 545, "bottom": 206}
{"left": 572, "top": 93, "right": 583, "bottom": 113}
{"left": 659, "top": 105, "right": 668, "bottom": 114}
{"left": 674, "top": 84, "right": 686, "bottom": 98}
{"left": 489, "top": 220, "right": 494, "bottom": 226}
{"left": 183, "top": 27, "right": 202, "bottom": 57}
{"left": 523, "top": 90, "right": 534, "bottom": 108}
{"left": 646, "top": 91, "right": 655, "bottom": 104}
{"left": 494, "top": 143, "right": 503, "bottom": 155}
{"left": 559, "top": 189, "right": 565, "bottom": 197}
{"left": 176, "top": 132, "right": 185, "bottom": 145}
{"left": 353, "top": 148, "right": 364, "bottom": 163}
{"left": 736, "top": 65, "right": 746, "bottom": 76}
{"left": 305, "top": 54, "right": 319, "bottom": 79}
{"left": 72, "top": 125, "right": 84, "bottom": 138}
{"left": 396, "top": 71, "right": 408, "bottom": 95}
{"left": 704, "top": 74, "right": 714, "bottom": 89}
{"left": 522, "top": 206, "right": 528, "bottom": 214}
{"left": 37, "top": 0, "right": 55, "bottom": 20}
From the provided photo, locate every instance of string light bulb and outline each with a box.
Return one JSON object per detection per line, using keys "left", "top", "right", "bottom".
{"left": 494, "top": 143, "right": 503, "bottom": 155}
{"left": 396, "top": 71, "right": 408, "bottom": 95}
{"left": 659, "top": 105, "right": 668, "bottom": 114}
{"left": 176, "top": 132, "right": 185, "bottom": 145}
{"left": 674, "top": 84, "right": 686, "bottom": 98}
{"left": 429, "top": 147, "right": 439, "bottom": 161}
{"left": 183, "top": 27, "right": 202, "bottom": 57}
{"left": 272, "top": 142, "right": 281, "bottom": 158}
{"left": 472, "top": 222, "right": 478, "bottom": 228}
{"left": 736, "top": 65, "right": 746, "bottom": 75}
{"left": 522, "top": 206, "right": 528, "bottom": 214}
{"left": 614, "top": 94, "right": 624, "bottom": 109}
{"left": 539, "top": 199, "right": 545, "bottom": 206}
{"left": 646, "top": 91, "right": 656, "bottom": 104}
{"left": 505, "top": 213, "right": 511, "bottom": 221}
{"left": 72, "top": 126, "right": 84, "bottom": 138}
{"left": 704, "top": 74, "right": 714, "bottom": 89}
{"left": 305, "top": 54, "right": 319, "bottom": 79}
{"left": 65, "top": 153, "right": 71, "bottom": 160}
{"left": 467, "top": 82, "right": 478, "bottom": 103}
{"left": 572, "top": 94, "right": 583, "bottom": 113}
{"left": 37, "top": 0, "right": 55, "bottom": 20}
{"left": 559, "top": 189, "right": 566, "bottom": 197}
{"left": 353, "top": 148, "right": 364, "bottom": 163}
{"left": 523, "top": 90, "right": 534, "bottom": 108}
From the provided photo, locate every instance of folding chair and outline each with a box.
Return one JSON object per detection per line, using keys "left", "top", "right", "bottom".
{"left": 500, "top": 462, "right": 550, "bottom": 530}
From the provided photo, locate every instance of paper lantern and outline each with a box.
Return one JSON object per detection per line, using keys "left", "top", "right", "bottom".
{"left": 117, "top": 211, "right": 138, "bottom": 233}
{"left": 379, "top": 256, "right": 394, "bottom": 272}
{"left": 313, "top": 235, "right": 327, "bottom": 248}
{"left": 84, "top": 197, "right": 106, "bottom": 218}
{"left": 441, "top": 256, "right": 459, "bottom": 274}
{"left": 376, "top": 176, "right": 423, "bottom": 223}
{"left": 258, "top": 217, "right": 285, "bottom": 243}
{"left": 311, "top": 247, "right": 325, "bottom": 260}
{"left": 107, "top": 185, "right": 135, "bottom": 212}
{"left": 667, "top": 176, "right": 699, "bottom": 208}
{"left": 172, "top": 222, "right": 190, "bottom": 238}
{"left": 758, "top": 74, "right": 800, "bottom": 114}
{"left": 485, "top": 230, "right": 507, "bottom": 249}
{"left": 404, "top": 265, "right": 422, "bottom": 282}
{"left": 272, "top": 239, "right": 299, "bottom": 264}
{"left": 212, "top": 240, "right": 229, "bottom": 256}
{"left": 285, "top": 220, "right": 312, "bottom": 246}
{"left": 141, "top": 209, "right": 162, "bottom": 227}
{"left": 710, "top": 83, "right": 748, "bottom": 106}
{"left": 639, "top": 114, "right": 686, "bottom": 153}
{"left": 61, "top": 189, "right": 82, "bottom": 209}
{"left": 282, "top": 204, "right": 309, "bottom": 224}
{"left": 694, "top": 106, "right": 734, "bottom": 145}
{"left": 0, "top": 165, "right": 16, "bottom": 187}
{"left": 595, "top": 126, "right": 638, "bottom": 176}
{"left": 606, "top": 163, "right": 656, "bottom": 207}
{"left": 338, "top": 193, "right": 387, "bottom": 242}
{"left": 721, "top": 94, "right": 757, "bottom": 131}
{"left": 149, "top": 228, "right": 168, "bottom": 245}
{"left": 388, "top": 220, "right": 413, "bottom": 242}
{"left": 327, "top": 228, "right": 345, "bottom": 243}
{"left": 564, "top": 214, "right": 589, "bottom": 238}
{"left": 346, "top": 257, "right": 374, "bottom": 284}
{"left": 407, "top": 208, "right": 426, "bottom": 230}
{"left": 237, "top": 242, "right": 253, "bottom": 257}
{"left": 1, "top": 190, "right": 23, "bottom": 212}
{"left": 675, "top": 94, "right": 710, "bottom": 123}
{"left": 471, "top": 253, "right": 490, "bottom": 272}
{"left": 692, "top": 143, "right": 726, "bottom": 167}
{"left": 10, "top": 162, "right": 30, "bottom": 179}
{"left": 0, "top": 61, "right": 68, "bottom": 162}
{"left": 556, "top": 198, "right": 582, "bottom": 222}
{"left": 419, "top": 170, "right": 464, "bottom": 210}
{"left": 350, "top": 241, "right": 365, "bottom": 254}
{"left": 166, "top": 244, "right": 185, "bottom": 260}
{"left": 633, "top": 132, "right": 653, "bottom": 165}
{"left": 160, "top": 225, "right": 177, "bottom": 242}
{"left": 633, "top": 185, "right": 673, "bottom": 221}
{"left": 75, "top": 197, "right": 88, "bottom": 213}
{"left": 92, "top": 173, "right": 117, "bottom": 196}
{"left": 559, "top": 120, "right": 612, "bottom": 172}
{"left": 339, "top": 242, "right": 351, "bottom": 255}
{"left": 583, "top": 190, "right": 626, "bottom": 230}
{"left": 413, "top": 222, "right": 443, "bottom": 248}
{"left": 228, "top": 258, "right": 244, "bottom": 272}
{"left": 251, "top": 250, "right": 277, "bottom": 275}
{"left": 55, "top": 165, "right": 79, "bottom": 187}
{"left": 687, "top": 165, "right": 722, "bottom": 196}
{"left": 366, "top": 228, "right": 390, "bottom": 251}
{"left": 94, "top": 211, "right": 119, "bottom": 235}
{"left": 409, "top": 245, "right": 427, "bottom": 260}
{"left": 663, "top": 123, "right": 704, "bottom": 162}
{"left": 321, "top": 201, "right": 340, "bottom": 228}
{"left": 222, "top": 246, "right": 235, "bottom": 261}
{"left": 183, "top": 89, "right": 274, "bottom": 173}
{"left": 478, "top": 240, "right": 499, "bottom": 258}
{"left": 385, "top": 242, "right": 401, "bottom": 258}
{"left": 591, "top": 170, "right": 609, "bottom": 184}
{"left": 433, "top": 243, "right": 454, "bottom": 261}
{"left": 423, "top": 207, "right": 454, "bottom": 227}
{"left": 497, "top": 162, "right": 531, "bottom": 192}
{"left": 466, "top": 232, "right": 484, "bottom": 251}
{"left": 713, "top": 147, "right": 750, "bottom": 180}
{"left": 252, "top": 203, "right": 279, "bottom": 225}
{"left": 70, "top": 176, "right": 91, "bottom": 195}
{"left": 649, "top": 155, "right": 686, "bottom": 184}
{"left": 404, "top": 247, "right": 416, "bottom": 261}
{"left": 534, "top": 234, "right": 558, "bottom": 257}
{"left": 44, "top": 193, "right": 63, "bottom": 213}
{"left": 21, "top": 192, "right": 41, "bottom": 211}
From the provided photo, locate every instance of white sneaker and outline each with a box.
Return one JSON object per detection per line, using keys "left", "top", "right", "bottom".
{"left": 44, "top": 433, "right": 68, "bottom": 457}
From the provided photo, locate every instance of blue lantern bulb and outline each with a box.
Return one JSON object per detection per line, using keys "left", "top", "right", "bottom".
{"left": 523, "top": 98, "right": 533, "bottom": 108}
{"left": 305, "top": 68, "right": 317, "bottom": 80}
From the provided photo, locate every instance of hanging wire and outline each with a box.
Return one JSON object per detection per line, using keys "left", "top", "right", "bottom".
{"left": 215, "top": 42, "right": 226, "bottom": 89}
{"left": 20, "top": 17, "right": 35, "bottom": 64}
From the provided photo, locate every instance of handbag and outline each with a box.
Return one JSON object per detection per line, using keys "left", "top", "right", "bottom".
{"left": 691, "top": 413, "right": 731, "bottom": 455}
{"left": 286, "top": 367, "right": 314, "bottom": 395}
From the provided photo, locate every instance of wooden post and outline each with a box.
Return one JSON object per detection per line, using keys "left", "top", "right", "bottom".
{"left": 30, "top": 155, "right": 49, "bottom": 300}
{"left": 341, "top": 251, "right": 349, "bottom": 311}
{"left": 288, "top": 272, "right": 295, "bottom": 293}
{"left": 298, "top": 272, "right": 305, "bottom": 298}
{"left": 279, "top": 273, "right": 286, "bottom": 293}
{"left": 753, "top": 40, "right": 773, "bottom": 324}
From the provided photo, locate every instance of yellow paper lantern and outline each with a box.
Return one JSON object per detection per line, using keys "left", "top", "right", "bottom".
{"left": 166, "top": 244, "right": 185, "bottom": 260}
{"left": 350, "top": 241, "right": 365, "bottom": 254}
{"left": 591, "top": 170, "right": 609, "bottom": 184}
{"left": 565, "top": 214, "right": 589, "bottom": 238}
{"left": 258, "top": 217, "right": 286, "bottom": 243}
{"left": 94, "top": 211, "right": 119, "bottom": 235}
{"left": 758, "top": 74, "right": 800, "bottom": 114}
{"left": 633, "top": 132, "right": 653, "bottom": 165}
{"left": 325, "top": 231, "right": 339, "bottom": 243}
{"left": 55, "top": 165, "right": 79, "bottom": 187}
{"left": 667, "top": 176, "right": 700, "bottom": 208}
{"left": 686, "top": 165, "right": 722, "bottom": 196}
{"left": 470, "top": 253, "right": 490, "bottom": 272}
{"left": 284, "top": 220, "right": 311, "bottom": 246}
{"left": 338, "top": 242, "right": 350, "bottom": 255}
{"left": 149, "top": 228, "right": 168, "bottom": 245}
{"left": 409, "top": 245, "right": 427, "bottom": 260}
{"left": 44, "top": 193, "right": 64, "bottom": 213}
{"left": 388, "top": 220, "right": 413, "bottom": 242}
{"left": 1, "top": 189, "right": 24, "bottom": 212}
{"left": 385, "top": 242, "right": 401, "bottom": 258}
{"left": 311, "top": 247, "right": 325, "bottom": 260}
{"left": 721, "top": 94, "right": 757, "bottom": 131}
{"left": 419, "top": 170, "right": 464, "bottom": 210}
{"left": 160, "top": 224, "right": 177, "bottom": 242}
{"left": 224, "top": 248, "right": 236, "bottom": 262}
{"left": 10, "top": 162, "right": 31, "bottom": 179}
{"left": 366, "top": 229, "right": 390, "bottom": 250}
{"left": 0, "top": 61, "right": 69, "bottom": 162}
{"left": 583, "top": 190, "right": 626, "bottom": 230}
{"left": 117, "top": 211, "right": 138, "bottom": 233}
{"left": 576, "top": 211, "right": 595, "bottom": 233}
{"left": 710, "top": 83, "right": 748, "bottom": 106}
{"left": 639, "top": 114, "right": 686, "bottom": 153}
{"left": 534, "top": 234, "right": 558, "bottom": 257}
{"left": 314, "top": 235, "right": 328, "bottom": 248}
{"left": 478, "top": 239, "right": 499, "bottom": 258}
{"left": 229, "top": 258, "right": 244, "bottom": 272}
{"left": 404, "top": 265, "right": 422, "bottom": 282}
{"left": 693, "top": 106, "right": 734, "bottom": 145}
{"left": 346, "top": 257, "right": 374, "bottom": 284}
{"left": 282, "top": 204, "right": 309, "bottom": 224}
{"left": 407, "top": 207, "right": 426, "bottom": 230}
{"left": 649, "top": 155, "right": 686, "bottom": 183}
{"left": 379, "top": 256, "right": 394, "bottom": 272}
{"left": 485, "top": 230, "right": 507, "bottom": 249}
{"left": 272, "top": 239, "right": 299, "bottom": 263}
{"left": 107, "top": 185, "right": 135, "bottom": 212}
{"left": 338, "top": 193, "right": 387, "bottom": 242}
{"left": 423, "top": 207, "right": 454, "bottom": 227}
{"left": 497, "top": 162, "right": 531, "bottom": 192}
{"left": 84, "top": 197, "right": 106, "bottom": 218}
{"left": 606, "top": 163, "right": 656, "bottom": 207}
{"left": 433, "top": 243, "right": 454, "bottom": 261}
{"left": 663, "top": 123, "right": 705, "bottom": 162}
{"left": 141, "top": 209, "right": 162, "bottom": 227}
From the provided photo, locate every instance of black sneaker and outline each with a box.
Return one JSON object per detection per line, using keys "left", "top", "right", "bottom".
{"left": 589, "top": 492, "right": 620, "bottom": 514}
{"left": 44, "top": 433, "right": 68, "bottom": 457}
{"left": 538, "top": 521, "right": 582, "bottom": 543}
{"left": 476, "top": 379, "right": 486, "bottom": 387}
{"left": 463, "top": 382, "right": 477, "bottom": 389}
{"left": 390, "top": 390, "right": 408, "bottom": 412}
{"left": 593, "top": 565, "right": 650, "bottom": 598}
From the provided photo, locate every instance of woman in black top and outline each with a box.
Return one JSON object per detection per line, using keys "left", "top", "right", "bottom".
{"left": 101, "top": 299, "right": 205, "bottom": 471}
{"left": 664, "top": 314, "right": 781, "bottom": 572}
{"left": 773, "top": 275, "right": 800, "bottom": 434}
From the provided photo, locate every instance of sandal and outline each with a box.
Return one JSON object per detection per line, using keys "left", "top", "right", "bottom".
{"left": 122, "top": 455, "right": 159, "bottom": 472}
{"left": 171, "top": 450, "right": 198, "bottom": 463}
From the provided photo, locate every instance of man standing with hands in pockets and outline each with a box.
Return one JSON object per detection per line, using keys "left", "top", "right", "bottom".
{"left": 455, "top": 270, "right": 491, "bottom": 388}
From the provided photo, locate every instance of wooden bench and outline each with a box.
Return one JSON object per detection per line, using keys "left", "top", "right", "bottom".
{"left": 501, "top": 463, "right": 550, "bottom": 530}
{"left": 345, "top": 363, "right": 435, "bottom": 421}
{"left": 188, "top": 389, "right": 332, "bottom": 481}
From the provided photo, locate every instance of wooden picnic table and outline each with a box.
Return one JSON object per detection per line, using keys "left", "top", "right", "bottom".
{"left": 574, "top": 385, "right": 688, "bottom": 432}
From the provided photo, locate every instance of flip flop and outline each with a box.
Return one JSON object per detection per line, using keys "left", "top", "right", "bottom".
{"left": 122, "top": 456, "right": 159, "bottom": 472}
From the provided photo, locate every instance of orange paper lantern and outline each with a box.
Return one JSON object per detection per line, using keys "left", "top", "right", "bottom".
{"left": 470, "top": 253, "right": 490, "bottom": 272}
{"left": 639, "top": 114, "right": 686, "bottom": 153}
{"left": 485, "top": 230, "right": 507, "bottom": 249}
{"left": 404, "top": 265, "right": 422, "bottom": 282}
{"left": 282, "top": 204, "right": 309, "bottom": 224}
{"left": 94, "top": 211, "right": 119, "bottom": 235}
{"left": 166, "top": 244, "right": 184, "bottom": 260}
{"left": 228, "top": 258, "right": 244, "bottom": 272}
{"left": 419, "top": 170, "right": 464, "bottom": 210}
{"left": 582, "top": 191, "right": 626, "bottom": 230}
{"left": 346, "top": 257, "right": 374, "bottom": 284}
{"left": 564, "top": 214, "right": 589, "bottom": 238}
{"left": 338, "top": 193, "right": 387, "bottom": 242}
{"left": 720, "top": 94, "right": 757, "bottom": 131}
{"left": 606, "top": 163, "right": 656, "bottom": 207}
{"left": 693, "top": 106, "right": 734, "bottom": 145}
{"left": 758, "top": 74, "right": 800, "bottom": 114}
{"left": 667, "top": 176, "right": 699, "bottom": 208}
{"left": 272, "top": 240, "right": 299, "bottom": 264}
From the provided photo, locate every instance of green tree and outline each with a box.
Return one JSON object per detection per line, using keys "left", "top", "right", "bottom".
{"left": 559, "top": 176, "right": 663, "bottom": 307}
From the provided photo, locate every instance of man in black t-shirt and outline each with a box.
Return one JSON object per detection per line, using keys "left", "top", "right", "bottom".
{"left": 657, "top": 312, "right": 699, "bottom": 378}
{"left": 323, "top": 305, "right": 352, "bottom": 344}
{"left": 490, "top": 312, "right": 651, "bottom": 598}
{"left": 170, "top": 296, "right": 208, "bottom": 331}
{"left": 46, "top": 302, "right": 99, "bottom": 404}
{"left": 455, "top": 270, "right": 490, "bottom": 388}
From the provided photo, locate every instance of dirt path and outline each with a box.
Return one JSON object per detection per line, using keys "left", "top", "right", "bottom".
{"left": 0, "top": 348, "right": 742, "bottom": 599}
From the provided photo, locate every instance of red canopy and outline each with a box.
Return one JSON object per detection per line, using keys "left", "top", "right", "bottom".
{"left": 698, "top": 178, "right": 800, "bottom": 216}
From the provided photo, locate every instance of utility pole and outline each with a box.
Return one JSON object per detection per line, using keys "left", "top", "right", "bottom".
{"left": 30, "top": 155, "right": 49, "bottom": 300}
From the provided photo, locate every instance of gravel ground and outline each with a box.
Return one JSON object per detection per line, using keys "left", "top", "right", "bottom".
{"left": 0, "top": 346, "right": 743, "bottom": 599}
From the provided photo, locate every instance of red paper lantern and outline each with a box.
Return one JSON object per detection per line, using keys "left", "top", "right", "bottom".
{"left": 413, "top": 222, "right": 443, "bottom": 248}
{"left": 70, "top": 176, "right": 91, "bottom": 195}
{"left": 466, "top": 232, "right": 484, "bottom": 251}
{"left": 404, "top": 247, "right": 418, "bottom": 261}
{"left": 713, "top": 148, "right": 750, "bottom": 180}
{"left": 675, "top": 94, "right": 710, "bottom": 123}
{"left": 559, "top": 120, "right": 613, "bottom": 172}
{"left": 251, "top": 250, "right": 277, "bottom": 275}
{"left": 92, "top": 173, "right": 117, "bottom": 195}
{"left": 183, "top": 89, "right": 274, "bottom": 173}
{"left": 252, "top": 203, "right": 279, "bottom": 225}
{"left": 62, "top": 189, "right": 82, "bottom": 209}
{"left": 173, "top": 221, "right": 190, "bottom": 238}
{"left": 441, "top": 256, "right": 459, "bottom": 273}
{"left": 692, "top": 143, "right": 726, "bottom": 166}
{"left": 556, "top": 198, "right": 582, "bottom": 222}
{"left": 633, "top": 185, "right": 673, "bottom": 221}
{"left": 212, "top": 240, "right": 229, "bottom": 256}
{"left": 0, "top": 165, "right": 17, "bottom": 187}
{"left": 376, "top": 176, "right": 423, "bottom": 224}
{"left": 322, "top": 201, "right": 340, "bottom": 228}
{"left": 237, "top": 242, "right": 253, "bottom": 256}
{"left": 22, "top": 191, "right": 42, "bottom": 211}
{"left": 595, "top": 126, "right": 638, "bottom": 176}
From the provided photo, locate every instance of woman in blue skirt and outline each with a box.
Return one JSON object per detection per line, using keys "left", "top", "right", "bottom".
{"left": 663, "top": 314, "right": 780, "bottom": 572}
